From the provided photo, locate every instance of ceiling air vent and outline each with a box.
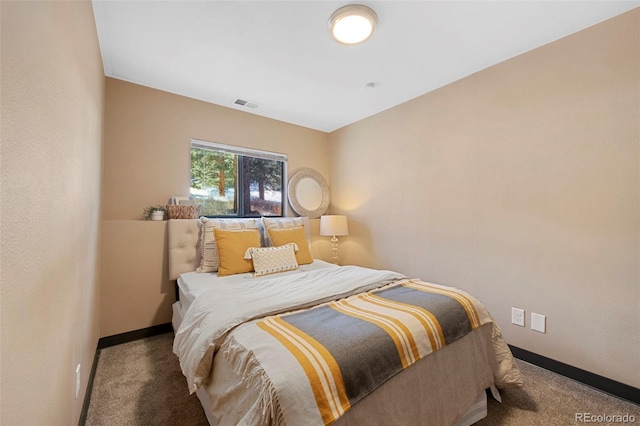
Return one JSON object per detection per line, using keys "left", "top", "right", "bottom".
{"left": 233, "top": 98, "right": 259, "bottom": 109}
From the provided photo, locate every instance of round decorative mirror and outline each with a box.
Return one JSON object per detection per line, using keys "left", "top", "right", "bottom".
{"left": 288, "top": 168, "right": 330, "bottom": 218}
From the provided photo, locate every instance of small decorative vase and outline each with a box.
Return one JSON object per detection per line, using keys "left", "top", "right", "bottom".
{"left": 151, "top": 210, "right": 164, "bottom": 221}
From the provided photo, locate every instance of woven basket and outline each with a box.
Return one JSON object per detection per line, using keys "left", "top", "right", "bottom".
{"left": 166, "top": 204, "right": 201, "bottom": 219}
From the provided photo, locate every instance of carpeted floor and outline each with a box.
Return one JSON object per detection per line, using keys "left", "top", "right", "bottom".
{"left": 85, "top": 332, "right": 639, "bottom": 425}
{"left": 85, "top": 333, "right": 208, "bottom": 426}
{"left": 475, "top": 364, "right": 640, "bottom": 426}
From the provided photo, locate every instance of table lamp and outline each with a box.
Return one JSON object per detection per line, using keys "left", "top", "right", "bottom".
{"left": 319, "top": 215, "right": 349, "bottom": 264}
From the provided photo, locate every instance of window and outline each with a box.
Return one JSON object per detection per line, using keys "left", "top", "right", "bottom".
{"left": 190, "top": 140, "right": 287, "bottom": 217}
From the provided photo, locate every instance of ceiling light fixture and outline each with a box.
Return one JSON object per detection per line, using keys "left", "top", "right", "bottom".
{"left": 329, "top": 4, "right": 377, "bottom": 45}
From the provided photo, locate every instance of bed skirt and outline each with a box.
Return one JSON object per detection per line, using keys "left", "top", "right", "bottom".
{"left": 195, "top": 383, "right": 488, "bottom": 426}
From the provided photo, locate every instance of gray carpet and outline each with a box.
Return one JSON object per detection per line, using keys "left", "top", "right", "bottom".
{"left": 85, "top": 332, "right": 639, "bottom": 425}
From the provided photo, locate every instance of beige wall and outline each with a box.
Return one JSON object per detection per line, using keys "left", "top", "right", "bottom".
{"left": 101, "top": 78, "right": 330, "bottom": 336}
{"left": 328, "top": 9, "right": 639, "bottom": 387}
{"left": 1, "top": 1, "right": 104, "bottom": 425}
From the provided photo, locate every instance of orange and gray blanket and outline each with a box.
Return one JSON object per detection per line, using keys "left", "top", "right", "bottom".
{"left": 223, "top": 278, "right": 493, "bottom": 426}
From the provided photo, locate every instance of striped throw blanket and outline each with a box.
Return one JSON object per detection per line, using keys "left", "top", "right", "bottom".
{"left": 223, "top": 278, "right": 491, "bottom": 425}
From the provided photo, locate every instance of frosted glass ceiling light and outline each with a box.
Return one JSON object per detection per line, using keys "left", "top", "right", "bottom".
{"left": 329, "top": 5, "right": 377, "bottom": 45}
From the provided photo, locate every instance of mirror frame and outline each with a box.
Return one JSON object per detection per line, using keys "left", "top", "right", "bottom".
{"left": 287, "top": 168, "right": 330, "bottom": 218}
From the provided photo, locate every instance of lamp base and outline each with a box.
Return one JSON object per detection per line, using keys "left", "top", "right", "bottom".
{"left": 330, "top": 235, "right": 340, "bottom": 264}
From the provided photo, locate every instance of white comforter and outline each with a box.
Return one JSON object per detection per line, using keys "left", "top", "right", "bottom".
{"left": 173, "top": 265, "right": 406, "bottom": 393}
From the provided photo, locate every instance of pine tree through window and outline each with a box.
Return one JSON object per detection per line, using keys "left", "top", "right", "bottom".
{"left": 190, "top": 140, "right": 286, "bottom": 217}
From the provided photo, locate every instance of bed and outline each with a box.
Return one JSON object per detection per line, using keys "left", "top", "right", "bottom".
{"left": 169, "top": 217, "right": 523, "bottom": 425}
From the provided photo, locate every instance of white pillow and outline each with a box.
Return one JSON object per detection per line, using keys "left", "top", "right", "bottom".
{"left": 197, "top": 218, "right": 260, "bottom": 273}
{"left": 244, "top": 243, "right": 299, "bottom": 277}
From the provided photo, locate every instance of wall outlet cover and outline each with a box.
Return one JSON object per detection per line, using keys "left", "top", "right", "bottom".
{"left": 511, "top": 307, "right": 525, "bottom": 327}
{"left": 531, "top": 313, "right": 546, "bottom": 333}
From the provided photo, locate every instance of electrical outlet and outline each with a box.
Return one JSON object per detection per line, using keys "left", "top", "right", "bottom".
{"left": 511, "top": 307, "right": 525, "bottom": 327}
{"left": 531, "top": 313, "right": 546, "bottom": 333}
{"left": 75, "top": 364, "right": 81, "bottom": 399}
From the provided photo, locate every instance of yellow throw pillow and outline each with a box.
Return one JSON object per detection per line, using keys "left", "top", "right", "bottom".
{"left": 267, "top": 226, "right": 313, "bottom": 265}
{"left": 197, "top": 218, "right": 260, "bottom": 273}
{"left": 262, "top": 217, "right": 305, "bottom": 246}
{"left": 213, "top": 228, "right": 261, "bottom": 276}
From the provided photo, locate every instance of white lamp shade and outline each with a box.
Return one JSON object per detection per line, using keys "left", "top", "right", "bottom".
{"left": 320, "top": 215, "right": 349, "bottom": 237}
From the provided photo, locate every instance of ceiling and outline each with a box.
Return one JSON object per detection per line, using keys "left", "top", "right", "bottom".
{"left": 92, "top": 1, "right": 639, "bottom": 133}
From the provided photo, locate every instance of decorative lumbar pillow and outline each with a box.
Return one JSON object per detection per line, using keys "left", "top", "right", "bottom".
{"left": 244, "top": 243, "right": 299, "bottom": 277}
{"left": 197, "top": 218, "right": 260, "bottom": 273}
{"left": 213, "top": 228, "right": 261, "bottom": 276}
{"left": 267, "top": 226, "right": 313, "bottom": 265}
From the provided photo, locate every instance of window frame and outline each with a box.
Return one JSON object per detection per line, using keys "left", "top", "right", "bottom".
{"left": 190, "top": 139, "right": 287, "bottom": 218}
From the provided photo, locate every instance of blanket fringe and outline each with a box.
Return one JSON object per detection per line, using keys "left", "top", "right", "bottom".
{"left": 221, "top": 335, "right": 286, "bottom": 426}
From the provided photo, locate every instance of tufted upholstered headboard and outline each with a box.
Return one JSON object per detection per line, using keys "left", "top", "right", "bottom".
{"left": 167, "top": 217, "right": 311, "bottom": 281}
{"left": 167, "top": 219, "right": 202, "bottom": 281}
